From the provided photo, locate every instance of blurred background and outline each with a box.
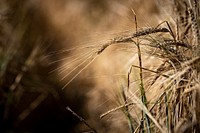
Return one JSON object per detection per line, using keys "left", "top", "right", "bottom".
{"left": 0, "top": 0, "right": 164, "bottom": 133}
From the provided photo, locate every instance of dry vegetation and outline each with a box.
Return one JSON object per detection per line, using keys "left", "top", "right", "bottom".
{"left": 0, "top": 0, "right": 200, "bottom": 133}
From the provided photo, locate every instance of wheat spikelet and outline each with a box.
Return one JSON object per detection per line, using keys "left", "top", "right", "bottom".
{"left": 51, "top": 26, "right": 171, "bottom": 89}
{"left": 188, "top": 8, "right": 200, "bottom": 46}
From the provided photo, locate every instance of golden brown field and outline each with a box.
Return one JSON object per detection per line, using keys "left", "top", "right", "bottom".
{"left": 0, "top": 0, "right": 200, "bottom": 133}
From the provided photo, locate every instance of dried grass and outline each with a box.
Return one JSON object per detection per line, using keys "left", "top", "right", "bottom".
{"left": 85, "top": 0, "right": 200, "bottom": 132}
{"left": 1, "top": 0, "right": 200, "bottom": 133}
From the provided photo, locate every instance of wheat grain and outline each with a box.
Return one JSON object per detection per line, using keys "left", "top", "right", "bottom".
{"left": 96, "top": 27, "right": 170, "bottom": 55}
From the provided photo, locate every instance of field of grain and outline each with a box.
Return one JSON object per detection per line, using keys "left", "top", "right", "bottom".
{"left": 0, "top": 0, "right": 200, "bottom": 133}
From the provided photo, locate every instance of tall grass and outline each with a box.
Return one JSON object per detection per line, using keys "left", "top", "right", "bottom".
{"left": 98, "top": 0, "right": 200, "bottom": 132}
{"left": 1, "top": 0, "right": 200, "bottom": 133}
{"left": 59, "top": 0, "right": 200, "bottom": 132}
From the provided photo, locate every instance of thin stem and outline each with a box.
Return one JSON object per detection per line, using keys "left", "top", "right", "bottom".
{"left": 121, "top": 86, "right": 135, "bottom": 132}
{"left": 132, "top": 9, "right": 151, "bottom": 133}
{"left": 66, "top": 106, "right": 98, "bottom": 133}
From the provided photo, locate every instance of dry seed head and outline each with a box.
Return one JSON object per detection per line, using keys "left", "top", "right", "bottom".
{"left": 97, "top": 43, "right": 111, "bottom": 54}
{"left": 96, "top": 27, "right": 170, "bottom": 55}
{"left": 188, "top": 8, "right": 200, "bottom": 47}
{"left": 132, "top": 27, "right": 169, "bottom": 37}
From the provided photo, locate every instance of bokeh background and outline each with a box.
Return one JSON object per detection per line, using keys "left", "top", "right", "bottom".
{"left": 0, "top": 0, "right": 169, "bottom": 133}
